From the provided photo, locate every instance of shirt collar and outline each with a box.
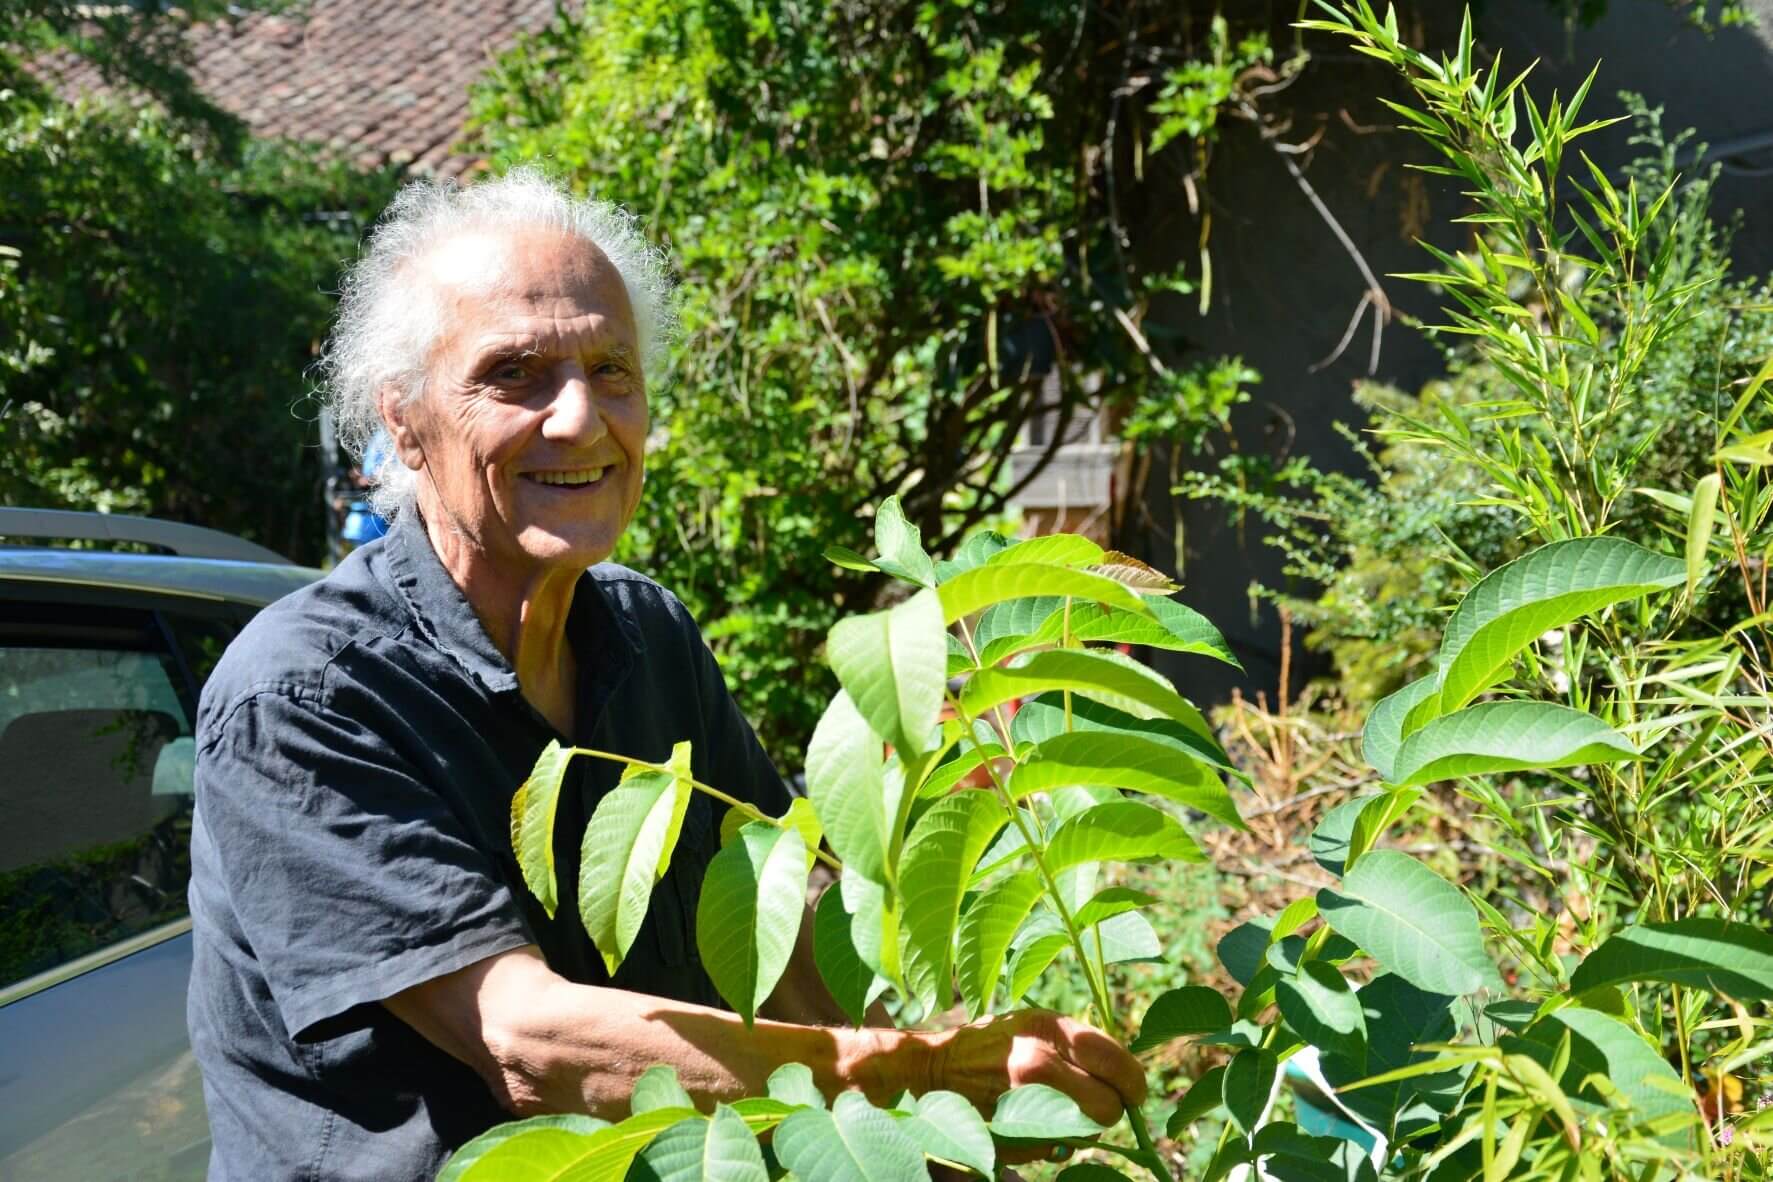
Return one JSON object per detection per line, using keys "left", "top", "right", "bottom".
{"left": 381, "top": 509, "right": 643, "bottom": 707}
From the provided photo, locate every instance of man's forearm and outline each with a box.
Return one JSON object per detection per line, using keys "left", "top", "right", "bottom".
{"left": 524, "top": 976, "right": 928, "bottom": 1118}
{"left": 390, "top": 945, "right": 1145, "bottom": 1131}
{"left": 391, "top": 947, "right": 931, "bottom": 1120}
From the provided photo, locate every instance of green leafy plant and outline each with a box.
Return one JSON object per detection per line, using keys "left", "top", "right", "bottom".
{"left": 440, "top": 4, "right": 1772, "bottom": 1178}
{"left": 462, "top": 0, "right": 1318, "bottom": 763}
{"left": 1192, "top": 1, "right": 1773, "bottom": 1176}
{"left": 451, "top": 504, "right": 1247, "bottom": 1179}
{"left": 1, "top": 2, "right": 397, "bottom": 561}
{"left": 444, "top": 512, "right": 1767, "bottom": 1179}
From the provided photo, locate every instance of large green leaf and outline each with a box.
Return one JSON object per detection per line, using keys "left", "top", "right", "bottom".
{"left": 632, "top": 1106, "right": 768, "bottom": 1182}
{"left": 1433, "top": 538, "right": 1683, "bottom": 716}
{"left": 955, "top": 868, "right": 1044, "bottom": 1019}
{"left": 988, "top": 534, "right": 1107, "bottom": 568}
{"left": 1222, "top": 1048, "right": 1278, "bottom": 1135}
{"left": 1275, "top": 961, "right": 1367, "bottom": 1067}
{"left": 917, "top": 742, "right": 1005, "bottom": 800}
{"left": 1317, "top": 851, "right": 1498, "bottom": 996}
{"left": 1055, "top": 1166, "right": 1137, "bottom": 1182}
{"left": 974, "top": 595, "right": 1063, "bottom": 665}
{"left": 1216, "top": 918, "right": 1274, "bottom": 987}
{"left": 1045, "top": 800, "right": 1205, "bottom": 873}
{"left": 1005, "top": 932, "right": 1071, "bottom": 1004}
{"left": 840, "top": 866, "right": 902, "bottom": 986}
{"left": 578, "top": 768, "right": 692, "bottom": 975}
{"left": 988, "top": 1084, "right": 1109, "bottom": 1140}
{"left": 899, "top": 1091, "right": 996, "bottom": 1177}
{"left": 872, "top": 495, "right": 938, "bottom": 588}
{"left": 1390, "top": 700, "right": 1640, "bottom": 787}
{"left": 898, "top": 790, "right": 1008, "bottom": 1014}
{"left": 631, "top": 1065, "right": 697, "bottom": 1114}
{"left": 696, "top": 823, "right": 809, "bottom": 1025}
{"left": 1569, "top": 917, "right": 1773, "bottom": 1001}
{"left": 824, "top": 544, "right": 879, "bottom": 574}
{"left": 938, "top": 563, "right": 1152, "bottom": 625}
{"left": 563, "top": 1112, "right": 709, "bottom": 1182}
{"left": 773, "top": 1092, "right": 932, "bottom": 1182}
{"left": 970, "top": 809, "right": 1035, "bottom": 884}
{"left": 766, "top": 1063, "right": 825, "bottom": 1110}
{"left": 1010, "top": 694, "right": 1233, "bottom": 775}
{"left": 1361, "top": 678, "right": 1437, "bottom": 784}
{"left": 978, "top": 535, "right": 1099, "bottom": 574}
{"left": 1130, "top": 985, "right": 1233, "bottom": 1053}
{"left": 510, "top": 740, "right": 575, "bottom": 918}
{"left": 439, "top": 1114, "right": 608, "bottom": 1182}
{"left": 976, "top": 596, "right": 1238, "bottom": 669}
{"left": 828, "top": 588, "right": 947, "bottom": 759}
{"left": 961, "top": 649, "right": 1215, "bottom": 744}
{"left": 1248, "top": 1124, "right": 1378, "bottom": 1182}
{"left": 934, "top": 528, "right": 1012, "bottom": 582}
{"left": 1010, "top": 731, "right": 1243, "bottom": 830}
{"left": 451, "top": 1107, "right": 690, "bottom": 1181}
{"left": 1027, "top": 599, "right": 1240, "bottom": 667}
{"left": 1166, "top": 1066, "right": 1227, "bottom": 1135}
{"left": 1307, "top": 794, "right": 1372, "bottom": 878}
{"left": 1506, "top": 1008, "right": 1695, "bottom": 1146}
{"left": 1081, "top": 909, "right": 1163, "bottom": 965}
{"left": 1317, "top": 974, "right": 1463, "bottom": 1138}
{"left": 806, "top": 690, "right": 895, "bottom": 884}
{"left": 813, "top": 886, "right": 878, "bottom": 1026}
{"left": 1072, "top": 886, "right": 1156, "bottom": 929}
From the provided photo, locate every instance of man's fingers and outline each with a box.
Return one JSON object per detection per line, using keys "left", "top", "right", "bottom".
{"left": 1031, "top": 1056, "right": 1125, "bottom": 1128}
{"left": 1061, "top": 1018, "right": 1149, "bottom": 1106}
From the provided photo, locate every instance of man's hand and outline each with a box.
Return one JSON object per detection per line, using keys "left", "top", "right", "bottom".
{"left": 387, "top": 944, "right": 1145, "bottom": 1166}
{"left": 926, "top": 1009, "right": 1147, "bottom": 1128}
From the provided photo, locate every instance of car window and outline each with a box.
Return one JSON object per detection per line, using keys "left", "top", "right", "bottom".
{"left": 0, "top": 599, "right": 238, "bottom": 990}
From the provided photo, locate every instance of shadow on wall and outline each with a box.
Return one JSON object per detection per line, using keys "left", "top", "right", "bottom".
{"left": 1125, "top": 0, "right": 1773, "bottom": 708}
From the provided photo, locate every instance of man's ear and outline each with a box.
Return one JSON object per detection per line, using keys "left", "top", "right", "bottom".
{"left": 378, "top": 385, "right": 426, "bottom": 472}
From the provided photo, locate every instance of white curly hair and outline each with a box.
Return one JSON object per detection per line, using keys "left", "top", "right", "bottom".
{"left": 318, "top": 167, "right": 677, "bottom": 519}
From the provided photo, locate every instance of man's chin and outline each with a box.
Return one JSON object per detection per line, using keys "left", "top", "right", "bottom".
{"left": 514, "top": 528, "right": 620, "bottom": 571}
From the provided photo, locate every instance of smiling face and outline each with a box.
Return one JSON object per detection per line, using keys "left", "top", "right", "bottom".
{"left": 381, "top": 225, "right": 648, "bottom": 580}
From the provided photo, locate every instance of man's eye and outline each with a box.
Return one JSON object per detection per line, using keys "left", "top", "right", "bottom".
{"left": 489, "top": 362, "right": 529, "bottom": 382}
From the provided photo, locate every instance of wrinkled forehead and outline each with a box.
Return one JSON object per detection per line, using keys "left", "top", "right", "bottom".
{"left": 415, "top": 226, "right": 636, "bottom": 354}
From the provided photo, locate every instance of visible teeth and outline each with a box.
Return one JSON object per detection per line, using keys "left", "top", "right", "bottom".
{"left": 531, "top": 467, "right": 606, "bottom": 486}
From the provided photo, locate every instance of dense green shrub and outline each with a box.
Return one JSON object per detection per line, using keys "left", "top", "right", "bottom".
{"left": 0, "top": 100, "right": 397, "bottom": 560}
{"left": 465, "top": 0, "right": 1300, "bottom": 761}
{"left": 438, "top": 10, "right": 1773, "bottom": 1177}
{"left": 1, "top": 4, "right": 396, "bottom": 563}
{"left": 1190, "top": 96, "right": 1773, "bottom": 707}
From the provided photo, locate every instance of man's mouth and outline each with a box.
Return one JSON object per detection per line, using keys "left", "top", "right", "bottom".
{"left": 523, "top": 466, "right": 608, "bottom": 488}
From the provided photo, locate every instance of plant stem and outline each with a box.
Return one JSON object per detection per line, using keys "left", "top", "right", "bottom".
{"left": 949, "top": 627, "right": 1174, "bottom": 1181}
{"left": 567, "top": 745, "right": 844, "bottom": 872}
{"left": 1062, "top": 595, "right": 1074, "bottom": 733}
{"left": 1124, "top": 1107, "right": 1167, "bottom": 1176}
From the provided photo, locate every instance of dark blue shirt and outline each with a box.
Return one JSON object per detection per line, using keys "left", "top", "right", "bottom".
{"left": 187, "top": 509, "right": 790, "bottom": 1181}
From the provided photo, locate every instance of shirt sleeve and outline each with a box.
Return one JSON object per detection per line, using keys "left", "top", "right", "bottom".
{"left": 194, "top": 687, "right": 535, "bottom": 1040}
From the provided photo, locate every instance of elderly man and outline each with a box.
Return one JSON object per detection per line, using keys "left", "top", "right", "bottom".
{"left": 187, "top": 170, "right": 1144, "bottom": 1179}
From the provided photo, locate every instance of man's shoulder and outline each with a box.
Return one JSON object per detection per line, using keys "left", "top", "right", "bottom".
{"left": 200, "top": 544, "right": 406, "bottom": 731}
{"left": 586, "top": 562, "right": 698, "bottom": 635}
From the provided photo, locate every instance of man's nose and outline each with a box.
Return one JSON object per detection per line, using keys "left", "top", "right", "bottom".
{"left": 541, "top": 364, "right": 607, "bottom": 444}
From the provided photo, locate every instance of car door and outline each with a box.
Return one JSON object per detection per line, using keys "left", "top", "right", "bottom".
{"left": 0, "top": 588, "right": 246, "bottom": 1181}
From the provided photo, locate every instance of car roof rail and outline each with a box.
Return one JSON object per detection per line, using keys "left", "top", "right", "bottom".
{"left": 0, "top": 508, "right": 296, "bottom": 565}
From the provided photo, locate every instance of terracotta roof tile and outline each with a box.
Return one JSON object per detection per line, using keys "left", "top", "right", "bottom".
{"left": 36, "top": 0, "right": 556, "bottom": 175}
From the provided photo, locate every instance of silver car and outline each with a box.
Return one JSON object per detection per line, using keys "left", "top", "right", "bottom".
{"left": 0, "top": 509, "right": 320, "bottom": 1180}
